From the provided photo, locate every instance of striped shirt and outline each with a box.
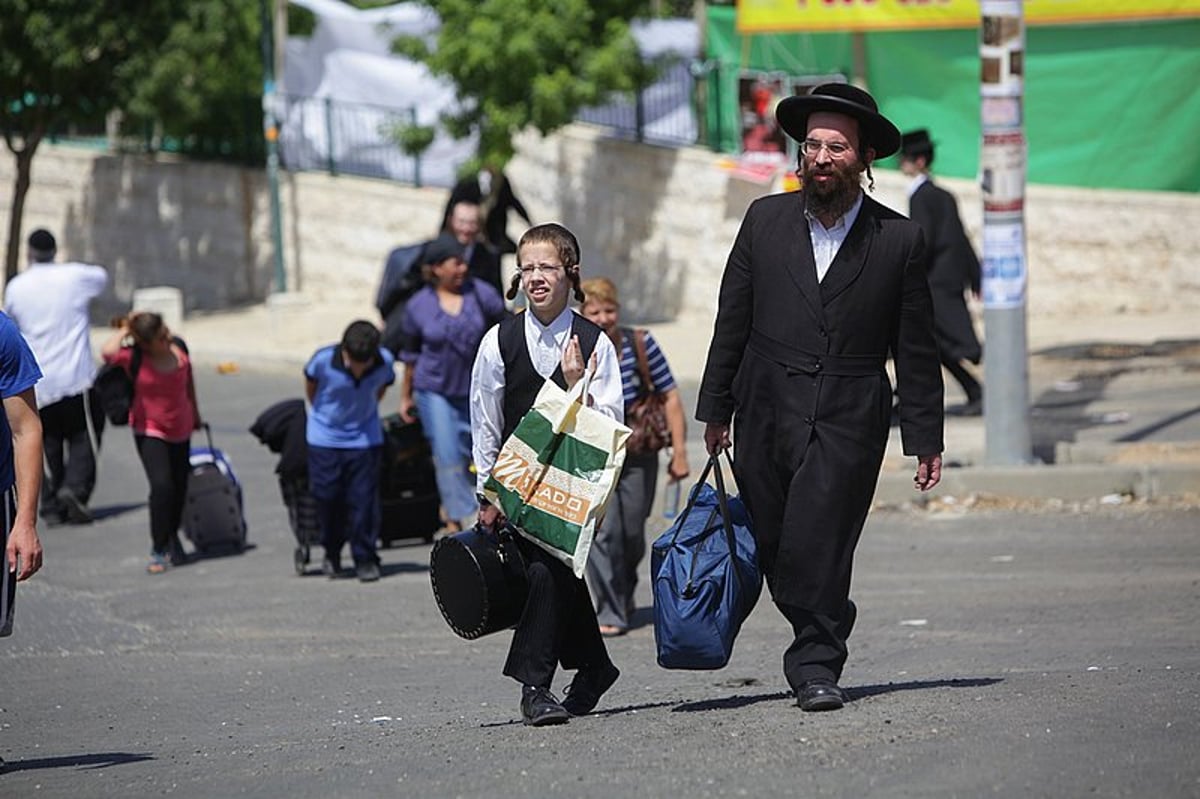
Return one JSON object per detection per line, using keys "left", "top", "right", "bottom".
{"left": 616, "top": 328, "right": 677, "bottom": 410}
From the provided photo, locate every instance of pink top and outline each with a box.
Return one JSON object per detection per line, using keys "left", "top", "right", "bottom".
{"left": 105, "top": 345, "right": 198, "bottom": 442}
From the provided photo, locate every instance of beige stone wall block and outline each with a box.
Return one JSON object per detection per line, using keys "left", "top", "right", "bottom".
{"left": 2, "top": 132, "right": 1196, "bottom": 329}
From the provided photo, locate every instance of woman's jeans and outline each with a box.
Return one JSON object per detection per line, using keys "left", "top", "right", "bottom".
{"left": 414, "top": 390, "right": 475, "bottom": 523}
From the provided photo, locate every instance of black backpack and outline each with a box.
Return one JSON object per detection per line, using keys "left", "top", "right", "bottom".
{"left": 93, "top": 336, "right": 189, "bottom": 426}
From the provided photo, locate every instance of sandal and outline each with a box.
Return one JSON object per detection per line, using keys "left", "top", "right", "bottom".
{"left": 146, "top": 552, "right": 169, "bottom": 574}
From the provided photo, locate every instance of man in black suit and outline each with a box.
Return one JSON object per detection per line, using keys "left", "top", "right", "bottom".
{"left": 441, "top": 166, "right": 532, "bottom": 255}
{"left": 697, "top": 84, "right": 944, "bottom": 712}
{"left": 900, "top": 129, "right": 984, "bottom": 416}
{"left": 445, "top": 199, "right": 504, "bottom": 296}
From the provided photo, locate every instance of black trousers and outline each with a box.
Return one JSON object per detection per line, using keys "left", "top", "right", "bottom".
{"left": 134, "top": 435, "right": 190, "bottom": 553}
{"left": 40, "top": 391, "right": 104, "bottom": 514}
{"left": 503, "top": 536, "right": 613, "bottom": 690}
{"left": 942, "top": 354, "right": 982, "bottom": 403}
{"left": 778, "top": 599, "right": 857, "bottom": 688}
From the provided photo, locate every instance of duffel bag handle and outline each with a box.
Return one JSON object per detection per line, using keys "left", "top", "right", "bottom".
{"left": 667, "top": 451, "right": 745, "bottom": 596}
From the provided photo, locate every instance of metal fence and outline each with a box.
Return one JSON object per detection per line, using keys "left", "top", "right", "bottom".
{"left": 42, "top": 60, "right": 717, "bottom": 183}
{"left": 277, "top": 94, "right": 425, "bottom": 184}
{"left": 576, "top": 59, "right": 703, "bottom": 148}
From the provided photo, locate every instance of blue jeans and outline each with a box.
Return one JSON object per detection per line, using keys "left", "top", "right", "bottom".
{"left": 414, "top": 390, "right": 475, "bottom": 523}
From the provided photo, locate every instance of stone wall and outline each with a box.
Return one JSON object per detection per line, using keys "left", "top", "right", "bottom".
{"left": 504, "top": 125, "right": 1200, "bottom": 323}
{"left": 2, "top": 128, "right": 1197, "bottom": 324}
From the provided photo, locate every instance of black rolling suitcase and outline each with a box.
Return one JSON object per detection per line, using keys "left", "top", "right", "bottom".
{"left": 280, "top": 474, "right": 321, "bottom": 574}
{"left": 379, "top": 414, "right": 441, "bottom": 546}
{"left": 249, "top": 399, "right": 323, "bottom": 574}
{"left": 184, "top": 424, "right": 248, "bottom": 554}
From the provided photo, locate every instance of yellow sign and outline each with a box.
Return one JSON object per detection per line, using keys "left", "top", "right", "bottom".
{"left": 737, "top": 0, "right": 1200, "bottom": 33}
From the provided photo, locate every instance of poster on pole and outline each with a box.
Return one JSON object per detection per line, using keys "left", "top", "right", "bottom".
{"left": 981, "top": 2, "right": 1024, "bottom": 99}
{"left": 982, "top": 221, "right": 1027, "bottom": 309}
{"left": 980, "top": 131, "right": 1026, "bottom": 214}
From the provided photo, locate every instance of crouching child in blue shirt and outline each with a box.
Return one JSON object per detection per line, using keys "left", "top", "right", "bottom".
{"left": 305, "top": 321, "right": 395, "bottom": 582}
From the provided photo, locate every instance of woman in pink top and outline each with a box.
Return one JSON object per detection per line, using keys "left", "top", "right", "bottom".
{"left": 101, "top": 312, "right": 201, "bottom": 573}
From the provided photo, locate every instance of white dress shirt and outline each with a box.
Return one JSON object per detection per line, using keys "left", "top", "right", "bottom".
{"left": 806, "top": 190, "right": 864, "bottom": 283}
{"left": 470, "top": 307, "right": 623, "bottom": 494}
{"left": 906, "top": 172, "right": 930, "bottom": 199}
{"left": 4, "top": 261, "right": 109, "bottom": 407}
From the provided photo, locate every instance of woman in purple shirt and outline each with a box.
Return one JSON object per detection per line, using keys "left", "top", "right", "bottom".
{"left": 399, "top": 233, "right": 506, "bottom": 533}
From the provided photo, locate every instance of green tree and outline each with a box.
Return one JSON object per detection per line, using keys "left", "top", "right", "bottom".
{"left": 118, "top": 1, "right": 264, "bottom": 163}
{"left": 0, "top": 0, "right": 175, "bottom": 281}
{"left": 392, "top": 0, "right": 649, "bottom": 167}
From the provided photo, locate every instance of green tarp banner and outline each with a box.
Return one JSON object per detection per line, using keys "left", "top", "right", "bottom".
{"left": 706, "top": 6, "right": 1200, "bottom": 192}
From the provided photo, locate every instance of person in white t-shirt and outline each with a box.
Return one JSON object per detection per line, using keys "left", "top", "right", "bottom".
{"left": 4, "top": 229, "right": 109, "bottom": 526}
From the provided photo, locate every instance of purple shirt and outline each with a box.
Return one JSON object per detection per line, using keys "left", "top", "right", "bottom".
{"left": 400, "top": 277, "right": 505, "bottom": 399}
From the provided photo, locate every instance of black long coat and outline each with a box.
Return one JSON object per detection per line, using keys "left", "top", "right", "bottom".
{"left": 909, "top": 179, "right": 982, "bottom": 364}
{"left": 697, "top": 191, "right": 944, "bottom": 613}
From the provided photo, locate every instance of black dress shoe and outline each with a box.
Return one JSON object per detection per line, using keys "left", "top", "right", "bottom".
{"left": 57, "top": 487, "right": 93, "bottom": 525}
{"left": 561, "top": 663, "right": 620, "bottom": 716}
{"left": 946, "top": 399, "right": 983, "bottom": 417}
{"left": 520, "top": 685, "right": 570, "bottom": 727}
{"left": 796, "top": 678, "right": 846, "bottom": 712}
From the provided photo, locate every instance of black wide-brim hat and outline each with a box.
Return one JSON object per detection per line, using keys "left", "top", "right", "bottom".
{"left": 776, "top": 83, "right": 902, "bottom": 159}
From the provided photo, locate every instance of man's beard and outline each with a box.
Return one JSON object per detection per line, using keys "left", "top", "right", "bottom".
{"left": 802, "top": 159, "right": 865, "bottom": 220}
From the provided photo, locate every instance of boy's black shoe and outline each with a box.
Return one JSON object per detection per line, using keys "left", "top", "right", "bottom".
{"left": 322, "top": 555, "right": 341, "bottom": 578}
{"left": 561, "top": 663, "right": 620, "bottom": 716}
{"left": 520, "top": 685, "right": 570, "bottom": 727}
{"left": 356, "top": 560, "right": 381, "bottom": 582}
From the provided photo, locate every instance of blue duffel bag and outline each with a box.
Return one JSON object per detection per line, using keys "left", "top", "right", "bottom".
{"left": 651, "top": 452, "right": 762, "bottom": 670}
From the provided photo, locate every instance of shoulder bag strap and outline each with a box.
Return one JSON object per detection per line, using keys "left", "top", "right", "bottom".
{"left": 632, "top": 328, "right": 656, "bottom": 394}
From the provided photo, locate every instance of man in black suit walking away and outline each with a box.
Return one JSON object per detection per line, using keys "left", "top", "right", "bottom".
{"left": 900, "top": 129, "right": 984, "bottom": 416}
{"left": 441, "top": 166, "right": 532, "bottom": 256}
{"left": 697, "top": 84, "right": 945, "bottom": 712}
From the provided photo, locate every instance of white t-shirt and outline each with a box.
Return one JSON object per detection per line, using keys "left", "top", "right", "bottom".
{"left": 4, "top": 260, "right": 109, "bottom": 407}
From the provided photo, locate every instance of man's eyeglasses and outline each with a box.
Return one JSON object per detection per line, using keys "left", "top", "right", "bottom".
{"left": 518, "top": 264, "right": 564, "bottom": 278}
{"left": 801, "top": 139, "right": 854, "bottom": 158}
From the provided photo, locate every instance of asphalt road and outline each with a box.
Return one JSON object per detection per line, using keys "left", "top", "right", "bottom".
{"left": 1, "top": 366, "right": 1198, "bottom": 798}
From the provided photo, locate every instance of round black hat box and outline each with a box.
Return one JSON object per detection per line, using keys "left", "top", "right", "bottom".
{"left": 430, "top": 527, "right": 528, "bottom": 639}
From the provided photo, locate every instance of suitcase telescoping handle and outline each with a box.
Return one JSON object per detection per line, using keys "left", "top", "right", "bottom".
{"left": 199, "top": 421, "right": 215, "bottom": 452}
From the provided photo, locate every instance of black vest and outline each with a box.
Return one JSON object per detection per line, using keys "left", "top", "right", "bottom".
{"left": 497, "top": 312, "right": 602, "bottom": 442}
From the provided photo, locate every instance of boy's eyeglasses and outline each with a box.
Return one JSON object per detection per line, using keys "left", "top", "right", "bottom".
{"left": 519, "top": 264, "right": 564, "bottom": 278}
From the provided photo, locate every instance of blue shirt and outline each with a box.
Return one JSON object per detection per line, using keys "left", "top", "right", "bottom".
{"left": 399, "top": 277, "right": 505, "bottom": 399}
{"left": 304, "top": 345, "right": 395, "bottom": 449}
{"left": 617, "top": 329, "right": 677, "bottom": 410}
{"left": 0, "top": 312, "right": 43, "bottom": 491}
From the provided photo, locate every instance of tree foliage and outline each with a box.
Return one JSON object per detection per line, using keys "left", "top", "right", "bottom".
{"left": 392, "top": 0, "right": 651, "bottom": 166}
{"left": 0, "top": 0, "right": 283, "bottom": 281}
{"left": 118, "top": 1, "right": 263, "bottom": 157}
{"left": 0, "top": 0, "right": 178, "bottom": 280}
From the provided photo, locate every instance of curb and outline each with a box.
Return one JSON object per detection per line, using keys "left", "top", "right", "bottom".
{"left": 876, "top": 463, "right": 1200, "bottom": 504}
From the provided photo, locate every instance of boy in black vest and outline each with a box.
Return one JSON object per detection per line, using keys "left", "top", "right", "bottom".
{"left": 469, "top": 224, "right": 625, "bottom": 726}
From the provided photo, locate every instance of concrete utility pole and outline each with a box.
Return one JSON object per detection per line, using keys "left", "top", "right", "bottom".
{"left": 979, "top": 0, "right": 1034, "bottom": 465}
{"left": 260, "top": 0, "right": 287, "bottom": 294}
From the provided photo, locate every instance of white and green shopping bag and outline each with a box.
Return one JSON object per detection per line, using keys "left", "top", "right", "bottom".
{"left": 483, "top": 369, "right": 631, "bottom": 577}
